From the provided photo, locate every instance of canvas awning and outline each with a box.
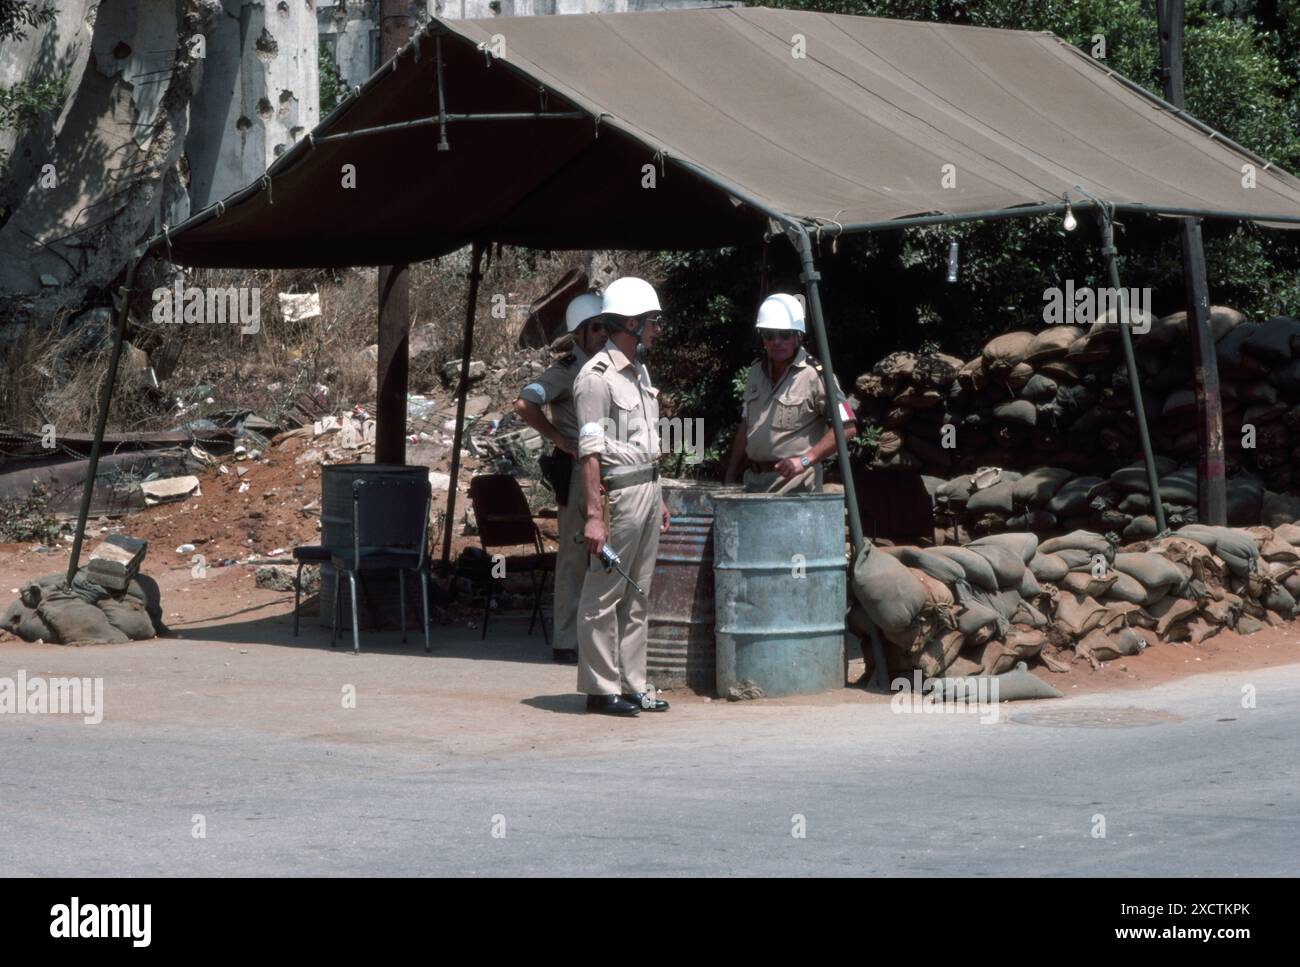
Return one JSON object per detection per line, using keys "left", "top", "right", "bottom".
{"left": 162, "top": 6, "right": 1300, "bottom": 269}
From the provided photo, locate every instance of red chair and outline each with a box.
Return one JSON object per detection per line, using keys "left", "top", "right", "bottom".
{"left": 468, "top": 474, "right": 556, "bottom": 643}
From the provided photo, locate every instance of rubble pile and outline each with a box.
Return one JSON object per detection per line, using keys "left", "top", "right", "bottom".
{"left": 855, "top": 307, "right": 1300, "bottom": 493}
{"left": 849, "top": 523, "right": 1300, "bottom": 681}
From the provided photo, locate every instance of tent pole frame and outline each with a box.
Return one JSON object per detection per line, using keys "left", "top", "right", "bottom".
{"left": 1097, "top": 208, "right": 1168, "bottom": 533}
{"left": 66, "top": 250, "right": 143, "bottom": 585}
{"left": 440, "top": 240, "right": 486, "bottom": 571}
{"left": 788, "top": 224, "right": 889, "bottom": 688}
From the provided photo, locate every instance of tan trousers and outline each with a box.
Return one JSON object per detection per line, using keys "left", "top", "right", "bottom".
{"left": 553, "top": 463, "right": 587, "bottom": 652}
{"left": 743, "top": 463, "right": 823, "bottom": 494}
{"left": 577, "top": 478, "right": 661, "bottom": 695}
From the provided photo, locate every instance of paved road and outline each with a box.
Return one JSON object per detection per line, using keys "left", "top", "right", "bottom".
{"left": 1, "top": 626, "right": 1296, "bottom": 876}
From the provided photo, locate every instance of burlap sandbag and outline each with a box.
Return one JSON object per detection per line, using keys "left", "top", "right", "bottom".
{"left": 1017, "top": 568, "right": 1042, "bottom": 600}
{"left": 957, "top": 356, "right": 988, "bottom": 391}
{"left": 851, "top": 544, "right": 929, "bottom": 634}
{"left": 1112, "top": 553, "right": 1185, "bottom": 604}
{"left": 1075, "top": 627, "right": 1145, "bottom": 664}
{"left": 1029, "top": 552, "right": 1070, "bottom": 583}
{"left": 1040, "top": 529, "right": 1113, "bottom": 559}
{"left": 927, "top": 545, "right": 1000, "bottom": 592}
{"left": 1047, "top": 476, "right": 1107, "bottom": 517}
{"left": 1244, "top": 315, "right": 1300, "bottom": 364}
{"left": 98, "top": 596, "right": 157, "bottom": 640}
{"left": 2, "top": 599, "right": 54, "bottom": 642}
{"left": 1008, "top": 467, "right": 1075, "bottom": 507}
{"left": 875, "top": 350, "right": 917, "bottom": 381}
{"left": 881, "top": 546, "right": 968, "bottom": 588}
{"left": 1020, "top": 373, "right": 1058, "bottom": 402}
{"left": 1110, "top": 456, "right": 1178, "bottom": 493}
{"left": 1274, "top": 521, "right": 1300, "bottom": 545}
{"left": 1061, "top": 570, "right": 1118, "bottom": 597}
{"left": 1123, "top": 516, "right": 1159, "bottom": 542}
{"left": 968, "top": 532, "right": 1038, "bottom": 564}
{"left": 956, "top": 601, "right": 1003, "bottom": 644}
{"left": 1025, "top": 326, "right": 1084, "bottom": 364}
{"left": 916, "top": 629, "right": 967, "bottom": 679}
{"left": 36, "top": 590, "right": 130, "bottom": 645}
{"left": 1103, "top": 572, "right": 1149, "bottom": 605}
{"left": 124, "top": 574, "right": 165, "bottom": 633}
{"left": 961, "top": 543, "right": 1026, "bottom": 589}
{"left": 966, "top": 480, "right": 1017, "bottom": 516}
{"left": 982, "top": 332, "right": 1035, "bottom": 376}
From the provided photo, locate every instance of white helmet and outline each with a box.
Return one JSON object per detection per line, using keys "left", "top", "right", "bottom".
{"left": 602, "top": 277, "right": 661, "bottom": 318}
{"left": 756, "top": 293, "right": 805, "bottom": 332}
{"left": 564, "top": 292, "right": 604, "bottom": 333}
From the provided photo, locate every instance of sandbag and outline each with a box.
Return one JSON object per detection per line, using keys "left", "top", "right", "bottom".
{"left": 1055, "top": 548, "right": 1097, "bottom": 569}
{"left": 965, "top": 543, "right": 1026, "bottom": 589}
{"left": 36, "top": 591, "right": 130, "bottom": 645}
{"left": 2, "top": 599, "right": 53, "bottom": 642}
{"left": 965, "top": 479, "right": 1018, "bottom": 517}
{"left": 1025, "top": 326, "right": 1084, "bottom": 364}
{"left": 1020, "top": 374, "right": 1058, "bottom": 402}
{"left": 1010, "top": 468, "right": 1075, "bottom": 507}
{"left": 1110, "top": 456, "right": 1178, "bottom": 493}
{"left": 916, "top": 630, "right": 966, "bottom": 678}
{"left": 1061, "top": 570, "right": 1118, "bottom": 597}
{"left": 98, "top": 596, "right": 157, "bottom": 640}
{"left": 1040, "top": 530, "right": 1113, "bottom": 559}
{"left": 852, "top": 545, "right": 929, "bottom": 634}
{"left": 993, "top": 399, "right": 1037, "bottom": 427}
{"left": 1123, "top": 516, "right": 1159, "bottom": 541}
{"left": 956, "top": 601, "right": 1003, "bottom": 643}
{"left": 881, "top": 546, "right": 968, "bottom": 588}
{"left": 1029, "top": 552, "right": 1070, "bottom": 583}
{"left": 1112, "top": 553, "right": 1185, "bottom": 602}
{"left": 1055, "top": 593, "right": 1112, "bottom": 637}
{"left": 1047, "top": 476, "right": 1106, "bottom": 517}
{"left": 1263, "top": 493, "right": 1300, "bottom": 527}
{"left": 983, "top": 332, "right": 1035, "bottom": 376}
{"left": 1075, "top": 627, "right": 1146, "bottom": 664}
{"left": 1275, "top": 522, "right": 1300, "bottom": 545}
{"left": 926, "top": 546, "right": 999, "bottom": 592}
{"left": 968, "top": 532, "right": 1039, "bottom": 564}
{"left": 1017, "top": 568, "right": 1042, "bottom": 600}
{"left": 1103, "top": 572, "right": 1149, "bottom": 605}
{"left": 1244, "top": 315, "right": 1300, "bottom": 364}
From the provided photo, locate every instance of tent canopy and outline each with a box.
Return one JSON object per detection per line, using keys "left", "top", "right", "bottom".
{"left": 164, "top": 6, "right": 1300, "bottom": 268}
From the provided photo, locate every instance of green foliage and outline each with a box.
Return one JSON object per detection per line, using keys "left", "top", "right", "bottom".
{"left": 0, "top": 482, "right": 60, "bottom": 544}
{"left": 0, "top": 1, "right": 60, "bottom": 174}
{"left": 0, "top": 0, "right": 53, "bottom": 43}
{"left": 318, "top": 39, "right": 346, "bottom": 115}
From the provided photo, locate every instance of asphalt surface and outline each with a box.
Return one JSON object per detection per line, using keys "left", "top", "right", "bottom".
{"left": 1, "top": 623, "right": 1297, "bottom": 876}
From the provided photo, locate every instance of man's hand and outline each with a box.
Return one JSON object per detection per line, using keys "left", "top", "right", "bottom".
{"left": 583, "top": 515, "right": 607, "bottom": 556}
{"left": 660, "top": 499, "right": 671, "bottom": 533}
{"left": 554, "top": 436, "right": 579, "bottom": 458}
{"left": 775, "top": 455, "right": 804, "bottom": 479}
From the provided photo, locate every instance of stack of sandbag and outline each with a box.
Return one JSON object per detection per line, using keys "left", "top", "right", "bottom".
{"left": 926, "top": 460, "right": 1278, "bottom": 542}
{"left": 1, "top": 570, "right": 166, "bottom": 644}
{"left": 848, "top": 522, "right": 1300, "bottom": 682}
{"left": 855, "top": 307, "right": 1300, "bottom": 487}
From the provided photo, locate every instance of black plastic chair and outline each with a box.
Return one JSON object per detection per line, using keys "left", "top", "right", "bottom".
{"left": 331, "top": 476, "right": 433, "bottom": 654}
{"left": 291, "top": 544, "right": 331, "bottom": 637}
{"left": 467, "top": 474, "right": 554, "bottom": 644}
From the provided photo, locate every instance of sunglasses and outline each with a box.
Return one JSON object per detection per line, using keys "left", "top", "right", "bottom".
{"left": 587, "top": 321, "right": 605, "bottom": 332}
{"left": 761, "top": 330, "right": 796, "bottom": 341}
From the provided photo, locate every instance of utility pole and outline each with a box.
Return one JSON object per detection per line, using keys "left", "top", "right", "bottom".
{"left": 1156, "top": 0, "right": 1227, "bottom": 524}
{"left": 375, "top": 0, "right": 414, "bottom": 465}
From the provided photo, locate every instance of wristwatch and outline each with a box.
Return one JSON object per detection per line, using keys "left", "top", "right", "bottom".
{"left": 799, "top": 454, "right": 812, "bottom": 469}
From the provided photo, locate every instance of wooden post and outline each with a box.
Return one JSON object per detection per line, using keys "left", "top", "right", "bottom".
{"left": 374, "top": 0, "right": 413, "bottom": 466}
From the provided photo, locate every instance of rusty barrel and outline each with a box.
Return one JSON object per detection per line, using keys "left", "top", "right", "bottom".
{"left": 318, "top": 463, "right": 429, "bottom": 630}
{"left": 647, "top": 480, "right": 740, "bottom": 692}
{"left": 713, "top": 492, "right": 847, "bottom": 698}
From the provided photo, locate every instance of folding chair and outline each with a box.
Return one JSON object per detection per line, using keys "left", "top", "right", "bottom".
{"left": 290, "top": 544, "right": 331, "bottom": 637}
{"left": 331, "top": 475, "right": 433, "bottom": 654}
{"left": 467, "top": 474, "right": 555, "bottom": 644}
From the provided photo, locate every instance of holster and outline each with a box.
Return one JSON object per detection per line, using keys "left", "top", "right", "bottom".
{"left": 538, "top": 449, "right": 574, "bottom": 506}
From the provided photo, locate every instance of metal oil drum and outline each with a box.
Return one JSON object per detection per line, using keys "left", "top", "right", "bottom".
{"left": 713, "top": 492, "right": 847, "bottom": 697}
{"left": 647, "top": 480, "right": 741, "bottom": 692}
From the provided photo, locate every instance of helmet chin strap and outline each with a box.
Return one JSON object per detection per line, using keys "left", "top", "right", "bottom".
{"left": 607, "top": 314, "right": 647, "bottom": 345}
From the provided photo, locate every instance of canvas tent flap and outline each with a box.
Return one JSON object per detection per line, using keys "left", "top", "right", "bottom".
{"left": 166, "top": 7, "right": 1300, "bottom": 268}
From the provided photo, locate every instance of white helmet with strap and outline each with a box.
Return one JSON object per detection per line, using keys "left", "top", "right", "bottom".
{"left": 602, "top": 277, "right": 661, "bottom": 341}
{"left": 564, "top": 292, "right": 604, "bottom": 333}
{"left": 756, "top": 293, "right": 805, "bottom": 333}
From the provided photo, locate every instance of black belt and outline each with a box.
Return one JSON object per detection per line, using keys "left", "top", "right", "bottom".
{"left": 602, "top": 464, "right": 659, "bottom": 491}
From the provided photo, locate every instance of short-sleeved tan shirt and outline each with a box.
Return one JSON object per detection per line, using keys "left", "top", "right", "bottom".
{"left": 742, "top": 348, "right": 844, "bottom": 462}
{"left": 574, "top": 339, "right": 661, "bottom": 469}
{"left": 518, "top": 346, "right": 589, "bottom": 440}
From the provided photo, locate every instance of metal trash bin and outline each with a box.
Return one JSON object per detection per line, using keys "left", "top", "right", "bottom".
{"left": 713, "top": 492, "right": 847, "bottom": 698}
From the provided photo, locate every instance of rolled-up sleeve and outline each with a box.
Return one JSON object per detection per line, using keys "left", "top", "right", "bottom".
{"left": 574, "top": 372, "right": 610, "bottom": 458}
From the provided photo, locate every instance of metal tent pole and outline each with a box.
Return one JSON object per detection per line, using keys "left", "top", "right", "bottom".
{"left": 1097, "top": 210, "right": 1168, "bottom": 533}
{"left": 789, "top": 224, "right": 889, "bottom": 688}
{"left": 66, "top": 251, "right": 143, "bottom": 584}
{"left": 440, "top": 240, "right": 486, "bottom": 569}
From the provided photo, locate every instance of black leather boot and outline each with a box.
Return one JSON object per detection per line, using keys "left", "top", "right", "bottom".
{"left": 622, "top": 692, "right": 669, "bottom": 712}
{"left": 586, "top": 694, "right": 640, "bottom": 716}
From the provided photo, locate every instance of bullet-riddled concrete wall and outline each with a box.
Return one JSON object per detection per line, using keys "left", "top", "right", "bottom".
{"left": 187, "top": 0, "right": 320, "bottom": 211}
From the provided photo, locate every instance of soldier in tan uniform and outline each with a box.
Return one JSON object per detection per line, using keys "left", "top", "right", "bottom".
{"left": 724, "top": 293, "right": 857, "bottom": 493}
{"left": 513, "top": 292, "right": 607, "bottom": 664}
{"left": 574, "top": 277, "right": 672, "bottom": 717}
